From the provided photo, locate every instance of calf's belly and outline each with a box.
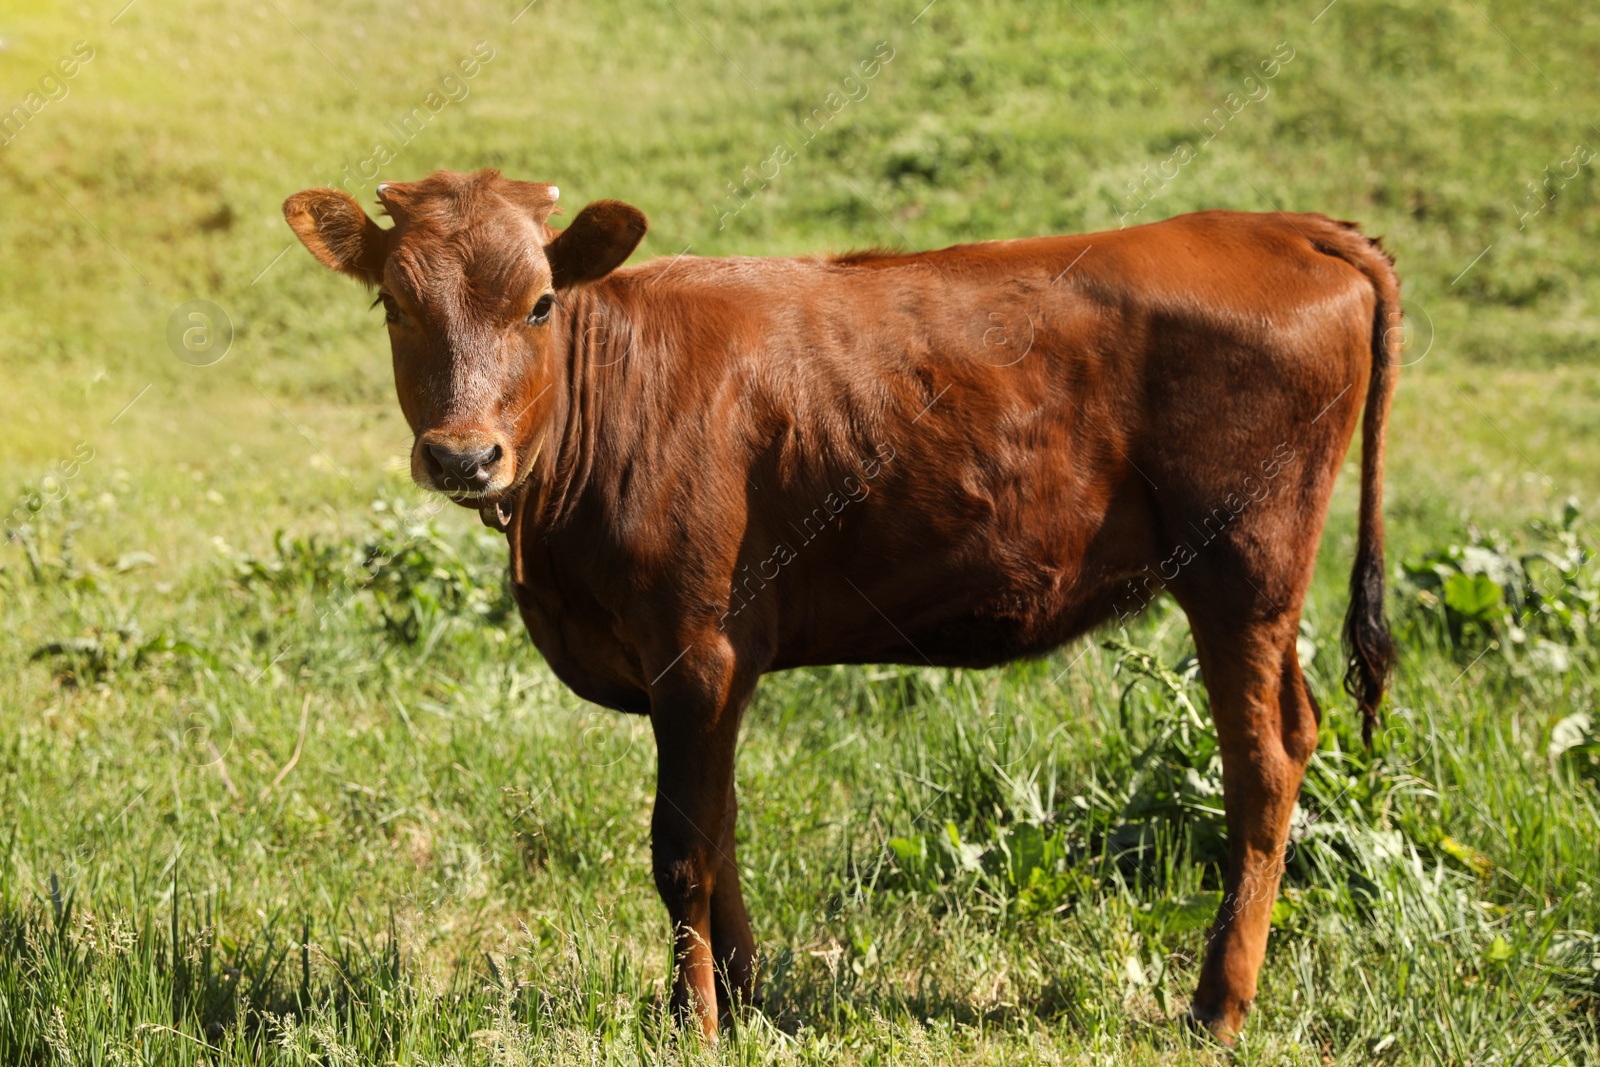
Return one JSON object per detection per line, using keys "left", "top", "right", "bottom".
{"left": 771, "top": 561, "right": 1126, "bottom": 671}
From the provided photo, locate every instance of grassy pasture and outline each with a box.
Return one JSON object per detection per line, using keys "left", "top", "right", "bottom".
{"left": 1, "top": 0, "right": 1598, "bottom": 1062}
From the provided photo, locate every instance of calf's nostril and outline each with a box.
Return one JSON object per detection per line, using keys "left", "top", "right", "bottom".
{"left": 426, "top": 442, "right": 460, "bottom": 472}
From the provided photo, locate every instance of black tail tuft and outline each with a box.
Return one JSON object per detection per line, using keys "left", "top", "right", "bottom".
{"left": 1343, "top": 544, "right": 1395, "bottom": 747}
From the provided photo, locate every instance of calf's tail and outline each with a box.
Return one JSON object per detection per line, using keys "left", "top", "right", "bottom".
{"left": 1331, "top": 226, "right": 1401, "bottom": 746}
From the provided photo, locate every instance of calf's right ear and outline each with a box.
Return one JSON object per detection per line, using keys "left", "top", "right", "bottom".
{"left": 283, "top": 188, "right": 390, "bottom": 287}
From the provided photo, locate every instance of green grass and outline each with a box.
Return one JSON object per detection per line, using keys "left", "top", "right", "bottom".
{"left": 2, "top": 0, "right": 1599, "bottom": 1061}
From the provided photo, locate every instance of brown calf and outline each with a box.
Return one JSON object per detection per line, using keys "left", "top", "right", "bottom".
{"left": 285, "top": 169, "right": 1397, "bottom": 1044}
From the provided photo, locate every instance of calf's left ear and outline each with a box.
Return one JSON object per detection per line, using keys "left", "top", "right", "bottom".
{"left": 283, "top": 188, "right": 390, "bottom": 287}
{"left": 545, "top": 200, "right": 648, "bottom": 289}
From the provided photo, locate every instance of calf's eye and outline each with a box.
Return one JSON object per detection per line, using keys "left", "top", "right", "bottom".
{"left": 527, "top": 293, "right": 555, "bottom": 326}
{"left": 373, "top": 292, "right": 402, "bottom": 326}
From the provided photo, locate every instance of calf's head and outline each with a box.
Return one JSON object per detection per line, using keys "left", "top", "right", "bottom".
{"left": 283, "top": 169, "right": 646, "bottom": 502}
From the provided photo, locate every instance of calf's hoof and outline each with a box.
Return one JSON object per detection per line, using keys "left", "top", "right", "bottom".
{"left": 668, "top": 990, "right": 720, "bottom": 1046}
{"left": 1186, "top": 998, "right": 1250, "bottom": 1047}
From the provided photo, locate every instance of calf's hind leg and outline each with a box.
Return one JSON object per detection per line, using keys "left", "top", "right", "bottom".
{"left": 1180, "top": 602, "right": 1320, "bottom": 1044}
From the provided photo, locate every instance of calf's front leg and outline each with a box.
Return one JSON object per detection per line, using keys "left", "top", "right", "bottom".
{"left": 709, "top": 778, "right": 760, "bottom": 1017}
{"left": 646, "top": 642, "right": 753, "bottom": 1041}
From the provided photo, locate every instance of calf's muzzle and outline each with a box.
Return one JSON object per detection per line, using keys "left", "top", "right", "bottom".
{"left": 419, "top": 432, "right": 508, "bottom": 495}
